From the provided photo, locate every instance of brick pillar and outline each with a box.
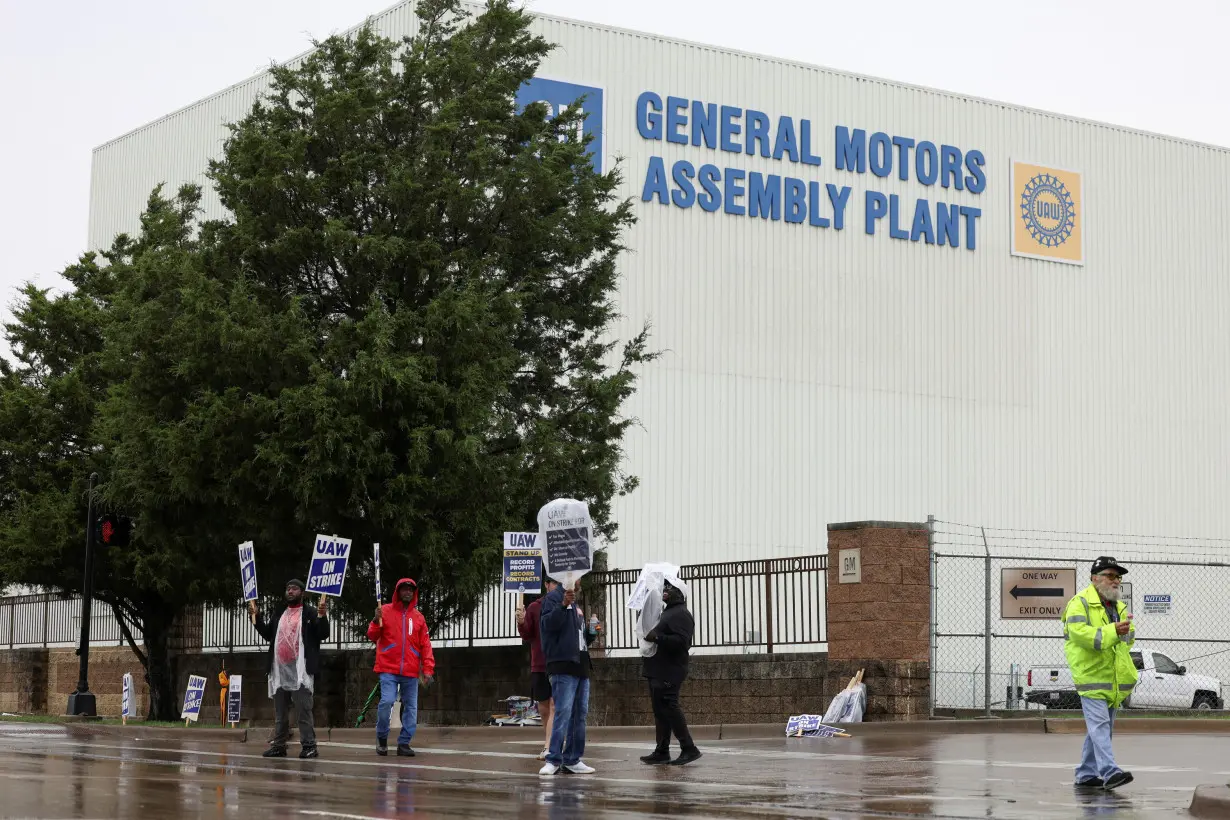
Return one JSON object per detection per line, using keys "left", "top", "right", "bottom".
{"left": 827, "top": 521, "right": 930, "bottom": 663}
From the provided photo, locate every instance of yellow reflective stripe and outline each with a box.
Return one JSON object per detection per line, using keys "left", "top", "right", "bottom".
{"left": 1066, "top": 616, "right": 1089, "bottom": 624}
{"left": 1093, "top": 627, "right": 1104, "bottom": 650}
{"left": 1075, "top": 683, "right": 1113, "bottom": 692}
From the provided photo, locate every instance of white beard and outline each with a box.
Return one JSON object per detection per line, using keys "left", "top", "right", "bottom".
{"left": 1098, "top": 584, "right": 1121, "bottom": 601}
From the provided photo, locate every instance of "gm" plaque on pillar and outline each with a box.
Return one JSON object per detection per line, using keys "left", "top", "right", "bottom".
{"left": 838, "top": 548, "right": 861, "bottom": 584}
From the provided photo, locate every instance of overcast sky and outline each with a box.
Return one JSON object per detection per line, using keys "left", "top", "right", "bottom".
{"left": 2, "top": 0, "right": 1227, "bottom": 351}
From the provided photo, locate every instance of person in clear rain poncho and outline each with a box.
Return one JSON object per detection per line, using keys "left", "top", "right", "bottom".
{"left": 250, "top": 579, "right": 330, "bottom": 759}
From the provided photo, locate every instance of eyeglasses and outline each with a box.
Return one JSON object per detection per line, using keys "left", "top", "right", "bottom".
{"left": 1097, "top": 573, "right": 1122, "bottom": 582}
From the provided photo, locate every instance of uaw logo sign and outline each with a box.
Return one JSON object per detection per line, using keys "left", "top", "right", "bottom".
{"left": 1011, "top": 160, "right": 1083, "bottom": 265}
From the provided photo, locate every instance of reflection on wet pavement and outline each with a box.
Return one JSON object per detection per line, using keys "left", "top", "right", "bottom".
{"left": 0, "top": 720, "right": 1216, "bottom": 818}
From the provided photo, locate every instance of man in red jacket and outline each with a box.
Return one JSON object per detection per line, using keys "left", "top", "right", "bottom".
{"left": 516, "top": 578, "right": 558, "bottom": 759}
{"left": 367, "top": 578, "right": 435, "bottom": 757}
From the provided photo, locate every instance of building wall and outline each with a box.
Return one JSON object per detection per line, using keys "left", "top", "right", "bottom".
{"left": 87, "top": 1, "right": 1230, "bottom": 570}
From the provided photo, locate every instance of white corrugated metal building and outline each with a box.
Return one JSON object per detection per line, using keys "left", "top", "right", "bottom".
{"left": 88, "top": 0, "right": 1230, "bottom": 571}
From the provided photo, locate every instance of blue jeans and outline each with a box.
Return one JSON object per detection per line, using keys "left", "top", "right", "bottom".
{"left": 376, "top": 673, "right": 419, "bottom": 747}
{"left": 1075, "top": 696, "right": 1121, "bottom": 782}
{"left": 546, "top": 674, "right": 589, "bottom": 767}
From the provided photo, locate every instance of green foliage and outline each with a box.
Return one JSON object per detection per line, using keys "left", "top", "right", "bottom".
{"left": 1, "top": 0, "right": 651, "bottom": 712}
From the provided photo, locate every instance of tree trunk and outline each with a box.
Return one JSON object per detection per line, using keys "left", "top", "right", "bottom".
{"left": 141, "top": 600, "right": 178, "bottom": 721}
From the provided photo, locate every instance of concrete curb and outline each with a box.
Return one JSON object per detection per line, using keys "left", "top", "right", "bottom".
{"left": 328, "top": 724, "right": 727, "bottom": 744}
{"left": 63, "top": 724, "right": 248, "bottom": 743}
{"left": 14, "top": 716, "right": 1230, "bottom": 744}
{"left": 1045, "top": 719, "right": 1230, "bottom": 735}
{"left": 1189, "top": 784, "right": 1230, "bottom": 817}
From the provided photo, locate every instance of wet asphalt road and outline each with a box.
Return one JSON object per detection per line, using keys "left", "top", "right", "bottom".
{"left": 0, "top": 721, "right": 1219, "bottom": 818}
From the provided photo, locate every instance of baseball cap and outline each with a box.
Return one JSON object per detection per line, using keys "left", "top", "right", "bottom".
{"left": 1090, "top": 556, "right": 1127, "bottom": 576}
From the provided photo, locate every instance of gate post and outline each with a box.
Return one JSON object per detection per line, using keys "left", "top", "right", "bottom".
{"left": 827, "top": 521, "right": 931, "bottom": 720}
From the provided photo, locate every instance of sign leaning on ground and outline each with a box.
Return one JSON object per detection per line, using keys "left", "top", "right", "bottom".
{"left": 1000, "top": 567, "right": 1077, "bottom": 619}
{"left": 226, "top": 675, "right": 243, "bottom": 726}
{"left": 121, "top": 673, "right": 133, "bottom": 723}
{"left": 181, "top": 675, "right": 207, "bottom": 722}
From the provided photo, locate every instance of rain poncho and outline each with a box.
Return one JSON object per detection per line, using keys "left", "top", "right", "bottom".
{"left": 628, "top": 563, "right": 691, "bottom": 657}
{"left": 268, "top": 604, "right": 312, "bottom": 697}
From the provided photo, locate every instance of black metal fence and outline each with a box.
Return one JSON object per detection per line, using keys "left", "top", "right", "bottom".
{"left": 1, "top": 554, "right": 828, "bottom": 656}
{"left": 0, "top": 592, "right": 129, "bottom": 649}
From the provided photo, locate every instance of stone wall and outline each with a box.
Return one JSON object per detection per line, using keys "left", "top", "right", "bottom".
{"left": 0, "top": 649, "right": 48, "bottom": 714}
{"left": 10, "top": 646, "right": 152, "bottom": 718}
{"left": 1, "top": 644, "right": 927, "bottom": 726}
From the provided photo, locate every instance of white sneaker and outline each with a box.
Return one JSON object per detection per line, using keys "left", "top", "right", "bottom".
{"left": 562, "top": 761, "right": 595, "bottom": 774}
{"left": 539, "top": 762, "right": 559, "bottom": 776}
{"left": 536, "top": 748, "right": 549, "bottom": 761}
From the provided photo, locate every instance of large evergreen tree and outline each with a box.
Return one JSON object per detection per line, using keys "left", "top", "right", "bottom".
{"left": 0, "top": 187, "right": 206, "bottom": 718}
{"left": 1, "top": 0, "right": 651, "bottom": 718}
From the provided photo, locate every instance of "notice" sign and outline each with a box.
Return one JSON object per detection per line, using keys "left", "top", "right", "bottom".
{"left": 1000, "top": 567, "right": 1077, "bottom": 620}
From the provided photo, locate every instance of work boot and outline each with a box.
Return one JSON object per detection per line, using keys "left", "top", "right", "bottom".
{"left": 397, "top": 744, "right": 415, "bottom": 757}
{"left": 640, "top": 750, "right": 671, "bottom": 764}
{"left": 376, "top": 737, "right": 388, "bottom": 757}
{"left": 262, "top": 746, "right": 287, "bottom": 758}
{"left": 670, "top": 747, "right": 702, "bottom": 766}
{"left": 299, "top": 746, "right": 318, "bottom": 759}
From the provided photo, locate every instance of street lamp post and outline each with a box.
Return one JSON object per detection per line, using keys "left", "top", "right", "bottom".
{"left": 67, "top": 472, "right": 99, "bottom": 717}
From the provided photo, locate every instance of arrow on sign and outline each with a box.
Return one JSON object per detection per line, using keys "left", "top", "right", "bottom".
{"left": 1010, "top": 586, "right": 1065, "bottom": 599}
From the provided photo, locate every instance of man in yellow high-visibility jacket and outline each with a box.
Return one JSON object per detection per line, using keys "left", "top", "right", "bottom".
{"left": 1062, "top": 556, "right": 1137, "bottom": 791}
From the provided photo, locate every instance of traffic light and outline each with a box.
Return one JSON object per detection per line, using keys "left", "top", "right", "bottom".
{"left": 98, "top": 514, "right": 132, "bottom": 547}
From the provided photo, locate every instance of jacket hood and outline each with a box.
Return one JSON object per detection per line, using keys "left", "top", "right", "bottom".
{"left": 394, "top": 577, "right": 419, "bottom": 609}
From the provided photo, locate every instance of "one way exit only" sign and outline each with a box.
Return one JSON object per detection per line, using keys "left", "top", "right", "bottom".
{"left": 1000, "top": 567, "right": 1077, "bottom": 619}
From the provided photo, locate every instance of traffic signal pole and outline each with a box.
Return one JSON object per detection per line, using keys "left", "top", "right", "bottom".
{"left": 67, "top": 472, "right": 98, "bottom": 717}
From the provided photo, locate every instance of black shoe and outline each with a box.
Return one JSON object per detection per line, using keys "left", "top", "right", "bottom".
{"left": 640, "top": 751, "right": 671, "bottom": 765}
{"left": 376, "top": 737, "right": 388, "bottom": 756}
{"left": 397, "top": 744, "right": 415, "bottom": 757}
{"left": 670, "top": 748, "right": 702, "bottom": 766}
{"left": 1075, "top": 777, "right": 1103, "bottom": 788}
{"left": 262, "top": 746, "right": 287, "bottom": 758}
{"left": 1103, "top": 771, "right": 1133, "bottom": 791}
{"left": 299, "top": 746, "right": 318, "bottom": 759}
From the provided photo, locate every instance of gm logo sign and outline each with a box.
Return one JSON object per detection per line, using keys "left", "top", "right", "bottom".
{"left": 515, "top": 78, "right": 604, "bottom": 174}
{"left": 1011, "top": 160, "right": 1083, "bottom": 265}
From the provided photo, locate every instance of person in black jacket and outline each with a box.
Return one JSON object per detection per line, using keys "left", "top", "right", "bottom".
{"left": 640, "top": 579, "right": 701, "bottom": 766}
{"left": 249, "top": 579, "right": 330, "bottom": 759}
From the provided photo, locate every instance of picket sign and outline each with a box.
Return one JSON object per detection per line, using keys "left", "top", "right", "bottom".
{"left": 306, "top": 534, "right": 352, "bottom": 597}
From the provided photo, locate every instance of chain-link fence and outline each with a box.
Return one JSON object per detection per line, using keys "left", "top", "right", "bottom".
{"left": 932, "top": 520, "right": 1230, "bottom": 716}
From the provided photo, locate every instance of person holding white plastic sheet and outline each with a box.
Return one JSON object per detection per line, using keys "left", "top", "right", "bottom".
{"left": 640, "top": 578, "right": 700, "bottom": 766}
{"left": 537, "top": 578, "right": 599, "bottom": 776}
{"left": 249, "top": 579, "right": 329, "bottom": 759}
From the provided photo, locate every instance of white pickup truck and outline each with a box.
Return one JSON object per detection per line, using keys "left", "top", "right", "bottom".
{"left": 1024, "top": 644, "right": 1224, "bottom": 710}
